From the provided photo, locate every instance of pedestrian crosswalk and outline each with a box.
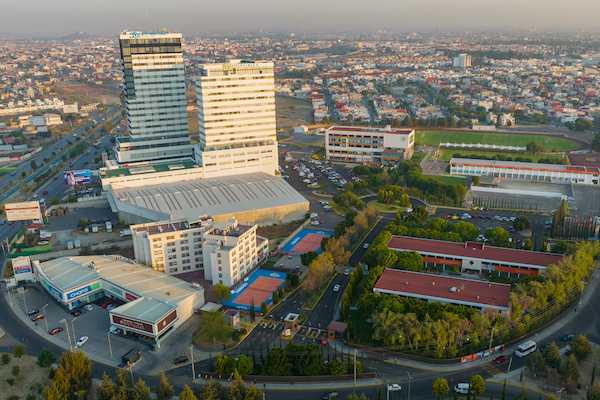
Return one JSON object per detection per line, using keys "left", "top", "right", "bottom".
{"left": 480, "top": 363, "right": 502, "bottom": 376}
{"left": 153, "top": 342, "right": 211, "bottom": 375}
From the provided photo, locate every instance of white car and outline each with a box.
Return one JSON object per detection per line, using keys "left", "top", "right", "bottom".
{"left": 76, "top": 336, "right": 88, "bottom": 347}
{"left": 363, "top": 243, "right": 369, "bottom": 249}
{"left": 388, "top": 384, "right": 402, "bottom": 392}
{"left": 311, "top": 221, "right": 320, "bottom": 226}
{"left": 109, "top": 326, "right": 120, "bottom": 335}
{"left": 84, "top": 304, "right": 93, "bottom": 311}
{"left": 333, "top": 284, "right": 341, "bottom": 292}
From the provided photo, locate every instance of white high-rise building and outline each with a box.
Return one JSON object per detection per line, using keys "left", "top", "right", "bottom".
{"left": 453, "top": 53, "right": 472, "bottom": 68}
{"left": 195, "top": 60, "right": 279, "bottom": 178}
{"left": 117, "top": 31, "right": 194, "bottom": 164}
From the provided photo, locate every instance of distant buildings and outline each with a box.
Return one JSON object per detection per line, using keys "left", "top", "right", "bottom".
{"left": 195, "top": 59, "right": 279, "bottom": 178}
{"left": 325, "top": 126, "right": 415, "bottom": 164}
{"left": 116, "top": 31, "right": 193, "bottom": 163}
{"left": 453, "top": 53, "right": 472, "bottom": 68}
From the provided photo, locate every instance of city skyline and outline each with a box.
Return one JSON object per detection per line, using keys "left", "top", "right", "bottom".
{"left": 2, "top": 0, "right": 600, "bottom": 36}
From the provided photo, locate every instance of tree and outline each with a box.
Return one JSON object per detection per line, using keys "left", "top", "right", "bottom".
{"left": 561, "top": 354, "right": 580, "bottom": 384}
{"left": 263, "top": 348, "right": 288, "bottom": 376}
{"left": 574, "top": 118, "right": 593, "bottom": 131}
{"left": 44, "top": 368, "right": 71, "bottom": 400}
{"left": 1, "top": 353, "right": 10, "bottom": 367}
{"left": 470, "top": 375, "right": 485, "bottom": 400}
{"left": 261, "top": 302, "right": 268, "bottom": 315}
{"left": 155, "top": 373, "right": 174, "bottom": 400}
{"left": 525, "top": 350, "right": 545, "bottom": 377}
{"left": 49, "top": 198, "right": 60, "bottom": 205}
{"left": 229, "top": 370, "right": 246, "bottom": 400}
{"left": 523, "top": 239, "right": 533, "bottom": 250}
{"left": 544, "top": 342, "right": 562, "bottom": 371}
{"left": 513, "top": 216, "right": 531, "bottom": 232}
{"left": 133, "top": 378, "right": 152, "bottom": 400}
{"left": 526, "top": 141, "right": 545, "bottom": 153}
{"left": 96, "top": 372, "right": 116, "bottom": 400}
{"left": 588, "top": 382, "right": 600, "bottom": 400}
{"left": 485, "top": 227, "right": 511, "bottom": 247}
{"left": 245, "top": 384, "right": 264, "bottom": 400}
{"left": 78, "top": 218, "right": 88, "bottom": 230}
{"left": 37, "top": 347, "right": 56, "bottom": 368}
{"left": 30, "top": 160, "right": 37, "bottom": 170}
{"left": 571, "top": 333, "right": 592, "bottom": 360}
{"left": 327, "top": 359, "right": 344, "bottom": 376}
{"left": 20, "top": 183, "right": 30, "bottom": 193}
{"left": 592, "top": 133, "right": 600, "bottom": 152}
{"left": 178, "top": 385, "right": 198, "bottom": 400}
{"left": 115, "top": 368, "right": 132, "bottom": 400}
{"left": 56, "top": 350, "right": 93, "bottom": 397}
{"left": 212, "top": 283, "right": 231, "bottom": 303}
{"left": 197, "top": 310, "right": 233, "bottom": 344}
{"left": 200, "top": 378, "right": 224, "bottom": 400}
{"left": 236, "top": 354, "right": 254, "bottom": 375}
{"left": 397, "top": 251, "right": 423, "bottom": 271}
{"left": 433, "top": 378, "right": 450, "bottom": 400}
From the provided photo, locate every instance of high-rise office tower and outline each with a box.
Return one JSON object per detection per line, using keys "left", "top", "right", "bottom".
{"left": 195, "top": 60, "right": 279, "bottom": 177}
{"left": 117, "top": 30, "right": 193, "bottom": 164}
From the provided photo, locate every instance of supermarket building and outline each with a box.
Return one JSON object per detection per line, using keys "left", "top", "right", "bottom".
{"left": 387, "top": 236, "right": 563, "bottom": 277}
{"left": 31, "top": 255, "right": 205, "bottom": 346}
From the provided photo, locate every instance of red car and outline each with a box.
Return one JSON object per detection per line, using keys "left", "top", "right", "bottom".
{"left": 494, "top": 355, "right": 509, "bottom": 364}
{"left": 32, "top": 314, "right": 45, "bottom": 322}
{"left": 102, "top": 302, "right": 114, "bottom": 309}
{"left": 42, "top": 190, "right": 48, "bottom": 195}
{"left": 321, "top": 338, "right": 327, "bottom": 346}
{"left": 173, "top": 356, "right": 189, "bottom": 365}
{"left": 49, "top": 327, "right": 63, "bottom": 335}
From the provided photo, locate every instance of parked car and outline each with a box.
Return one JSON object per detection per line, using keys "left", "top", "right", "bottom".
{"left": 76, "top": 336, "right": 89, "bottom": 347}
{"left": 31, "top": 314, "right": 45, "bottom": 322}
{"left": 49, "top": 327, "right": 63, "bottom": 335}
{"left": 27, "top": 309, "right": 39, "bottom": 316}
{"left": 494, "top": 355, "right": 509, "bottom": 364}
{"left": 102, "top": 302, "right": 114, "bottom": 309}
{"left": 70, "top": 310, "right": 80, "bottom": 317}
{"left": 106, "top": 304, "right": 116, "bottom": 311}
{"left": 109, "top": 326, "right": 121, "bottom": 335}
{"left": 173, "top": 356, "right": 189, "bottom": 365}
{"left": 84, "top": 304, "right": 93, "bottom": 311}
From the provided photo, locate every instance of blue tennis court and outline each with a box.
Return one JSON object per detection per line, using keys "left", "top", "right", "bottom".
{"left": 223, "top": 269, "right": 287, "bottom": 311}
{"left": 280, "top": 228, "right": 334, "bottom": 254}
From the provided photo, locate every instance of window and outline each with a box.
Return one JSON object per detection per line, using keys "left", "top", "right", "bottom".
{"left": 181, "top": 240, "right": 188, "bottom": 245}
{"left": 166, "top": 235, "right": 175, "bottom": 240}
{"left": 183, "top": 265, "right": 191, "bottom": 271}
{"left": 218, "top": 273, "right": 222, "bottom": 278}
{"left": 166, "top": 242, "right": 175, "bottom": 247}
{"left": 218, "top": 267, "right": 222, "bottom": 271}
{"left": 181, "top": 234, "right": 188, "bottom": 238}
{"left": 181, "top": 246, "right": 189, "bottom": 251}
{"left": 153, "top": 244, "right": 161, "bottom": 249}
{"left": 152, "top": 238, "right": 161, "bottom": 242}
{"left": 169, "top": 268, "right": 178, "bottom": 273}
{"left": 168, "top": 255, "right": 177, "bottom": 260}
{"left": 183, "top": 259, "right": 190, "bottom": 264}
{"left": 154, "top": 250, "right": 162, "bottom": 255}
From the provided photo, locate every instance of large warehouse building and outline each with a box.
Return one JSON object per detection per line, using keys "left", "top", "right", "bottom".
{"left": 105, "top": 171, "right": 309, "bottom": 227}
{"left": 30, "top": 255, "right": 205, "bottom": 346}
{"left": 387, "top": 236, "right": 563, "bottom": 277}
{"left": 450, "top": 158, "right": 600, "bottom": 186}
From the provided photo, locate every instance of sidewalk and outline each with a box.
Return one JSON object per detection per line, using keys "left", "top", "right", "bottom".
{"left": 193, "top": 375, "right": 382, "bottom": 390}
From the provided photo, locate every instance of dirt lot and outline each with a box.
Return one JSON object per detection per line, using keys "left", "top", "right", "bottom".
{"left": 568, "top": 153, "right": 600, "bottom": 167}
{"left": 0, "top": 354, "right": 51, "bottom": 399}
{"left": 257, "top": 218, "right": 306, "bottom": 239}
{"left": 276, "top": 96, "right": 313, "bottom": 131}
{"left": 53, "top": 82, "right": 121, "bottom": 106}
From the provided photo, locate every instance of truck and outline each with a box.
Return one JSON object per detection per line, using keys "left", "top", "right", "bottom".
{"left": 105, "top": 221, "right": 112, "bottom": 232}
{"left": 122, "top": 349, "right": 141, "bottom": 366}
{"left": 93, "top": 140, "right": 101, "bottom": 147}
{"left": 67, "top": 241, "right": 74, "bottom": 250}
{"left": 92, "top": 224, "right": 98, "bottom": 233}
{"left": 120, "top": 228, "right": 132, "bottom": 237}
{"left": 74, "top": 240, "right": 81, "bottom": 249}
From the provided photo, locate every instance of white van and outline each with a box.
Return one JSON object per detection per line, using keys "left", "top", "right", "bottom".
{"left": 454, "top": 383, "right": 471, "bottom": 394}
{"left": 515, "top": 340, "right": 537, "bottom": 357}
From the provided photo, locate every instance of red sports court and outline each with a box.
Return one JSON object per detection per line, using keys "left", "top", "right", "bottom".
{"left": 291, "top": 232, "right": 330, "bottom": 253}
{"left": 233, "top": 276, "right": 285, "bottom": 307}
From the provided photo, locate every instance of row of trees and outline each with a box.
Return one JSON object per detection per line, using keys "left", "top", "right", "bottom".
{"left": 551, "top": 200, "right": 598, "bottom": 240}
{"left": 332, "top": 191, "right": 365, "bottom": 210}
{"left": 451, "top": 152, "right": 569, "bottom": 165}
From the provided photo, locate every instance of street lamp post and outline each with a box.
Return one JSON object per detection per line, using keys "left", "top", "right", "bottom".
{"left": 60, "top": 319, "right": 72, "bottom": 352}
{"left": 23, "top": 288, "right": 28, "bottom": 315}
{"left": 353, "top": 348, "right": 357, "bottom": 387}
{"left": 406, "top": 371, "right": 412, "bottom": 400}
{"left": 71, "top": 317, "right": 77, "bottom": 345}
{"left": 487, "top": 328, "right": 498, "bottom": 361}
{"left": 42, "top": 304, "right": 49, "bottom": 332}
{"left": 107, "top": 331, "right": 113, "bottom": 360}
{"left": 557, "top": 387, "right": 565, "bottom": 400}
{"left": 5, "top": 279, "right": 12, "bottom": 308}
{"left": 190, "top": 346, "right": 195, "bottom": 383}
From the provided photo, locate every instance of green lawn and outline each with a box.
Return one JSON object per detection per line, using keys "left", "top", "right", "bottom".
{"left": 367, "top": 200, "right": 410, "bottom": 213}
{"left": 410, "top": 151, "right": 427, "bottom": 165}
{"left": 424, "top": 175, "right": 466, "bottom": 185}
{"left": 439, "top": 149, "right": 567, "bottom": 163}
{"left": 327, "top": 200, "right": 347, "bottom": 215}
{"left": 311, "top": 148, "right": 326, "bottom": 160}
{"left": 416, "top": 130, "right": 577, "bottom": 152}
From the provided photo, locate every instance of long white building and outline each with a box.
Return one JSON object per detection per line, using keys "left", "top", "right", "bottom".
{"left": 195, "top": 60, "right": 279, "bottom": 177}
{"left": 325, "top": 125, "right": 415, "bottom": 164}
{"left": 450, "top": 158, "right": 600, "bottom": 186}
{"left": 116, "top": 31, "right": 194, "bottom": 163}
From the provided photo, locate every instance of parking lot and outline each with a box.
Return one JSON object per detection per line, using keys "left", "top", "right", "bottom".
{"left": 9, "top": 284, "right": 138, "bottom": 365}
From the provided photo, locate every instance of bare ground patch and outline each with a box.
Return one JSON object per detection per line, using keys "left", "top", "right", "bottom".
{"left": 276, "top": 96, "right": 313, "bottom": 131}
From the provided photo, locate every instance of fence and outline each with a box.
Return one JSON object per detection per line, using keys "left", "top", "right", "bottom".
{"left": 276, "top": 218, "right": 311, "bottom": 251}
{"left": 439, "top": 142, "right": 526, "bottom": 151}
{"left": 199, "top": 371, "right": 377, "bottom": 383}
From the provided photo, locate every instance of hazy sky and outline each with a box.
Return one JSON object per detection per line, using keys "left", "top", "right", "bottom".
{"left": 2, "top": 0, "right": 600, "bottom": 36}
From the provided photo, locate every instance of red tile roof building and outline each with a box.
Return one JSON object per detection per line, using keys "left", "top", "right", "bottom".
{"left": 374, "top": 268, "right": 511, "bottom": 311}
{"left": 387, "top": 236, "right": 563, "bottom": 277}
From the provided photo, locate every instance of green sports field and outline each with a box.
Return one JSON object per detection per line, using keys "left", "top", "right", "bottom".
{"left": 439, "top": 149, "right": 567, "bottom": 163}
{"left": 416, "top": 130, "right": 577, "bottom": 152}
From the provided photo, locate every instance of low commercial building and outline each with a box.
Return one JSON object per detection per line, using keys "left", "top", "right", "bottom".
{"left": 31, "top": 255, "right": 205, "bottom": 346}
{"left": 374, "top": 268, "right": 510, "bottom": 312}
{"left": 202, "top": 219, "right": 269, "bottom": 286}
{"left": 450, "top": 158, "right": 600, "bottom": 186}
{"left": 387, "top": 236, "right": 563, "bottom": 277}
{"left": 325, "top": 125, "right": 415, "bottom": 164}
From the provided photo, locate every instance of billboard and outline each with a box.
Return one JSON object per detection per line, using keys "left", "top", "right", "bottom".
{"left": 112, "top": 315, "right": 154, "bottom": 334}
{"left": 64, "top": 170, "right": 91, "bottom": 186}
{"left": 5, "top": 201, "right": 42, "bottom": 222}
{"left": 65, "top": 281, "right": 101, "bottom": 300}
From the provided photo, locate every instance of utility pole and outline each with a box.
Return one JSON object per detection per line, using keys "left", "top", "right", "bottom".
{"left": 488, "top": 328, "right": 497, "bottom": 361}
{"left": 60, "top": 318, "right": 72, "bottom": 352}
{"left": 107, "top": 331, "right": 113, "bottom": 360}
{"left": 191, "top": 345, "right": 195, "bottom": 383}
{"left": 353, "top": 347, "right": 357, "bottom": 387}
{"left": 71, "top": 317, "right": 77, "bottom": 344}
{"left": 42, "top": 304, "right": 49, "bottom": 332}
{"left": 407, "top": 371, "right": 412, "bottom": 400}
{"left": 22, "top": 288, "right": 28, "bottom": 315}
